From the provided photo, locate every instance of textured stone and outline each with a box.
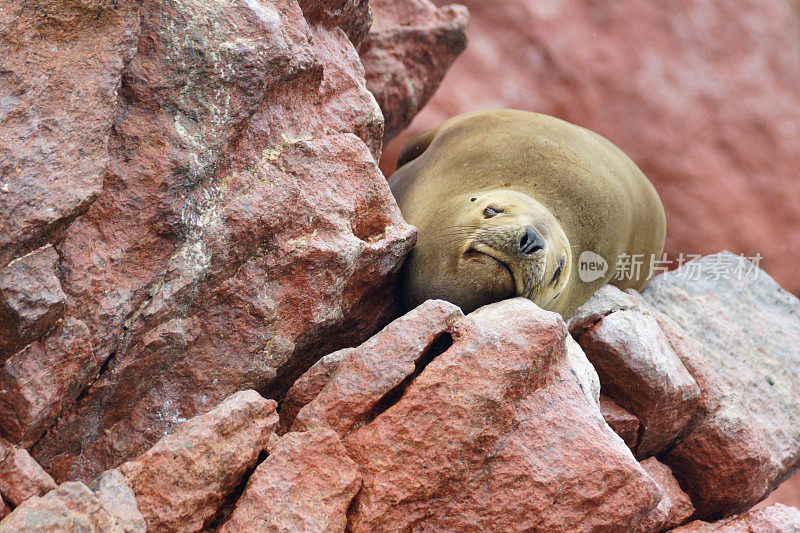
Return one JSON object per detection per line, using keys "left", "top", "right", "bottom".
{"left": 291, "top": 299, "right": 463, "bottom": 437}
{"left": 381, "top": 0, "right": 800, "bottom": 295}
{"left": 118, "top": 391, "right": 278, "bottom": 532}
{"left": 672, "top": 503, "right": 800, "bottom": 532}
{"left": 88, "top": 469, "right": 145, "bottom": 533}
{"left": 279, "top": 347, "right": 353, "bottom": 433}
{"left": 345, "top": 298, "right": 661, "bottom": 532}
{"left": 643, "top": 253, "right": 800, "bottom": 518}
{"left": 219, "top": 428, "right": 361, "bottom": 533}
{"left": 600, "top": 394, "right": 639, "bottom": 451}
{"left": 0, "top": 496, "right": 8, "bottom": 521}
{"left": 638, "top": 458, "right": 695, "bottom": 532}
{"left": 0, "top": 482, "right": 121, "bottom": 533}
{"left": 572, "top": 293, "right": 701, "bottom": 457}
{"left": 25, "top": 0, "right": 414, "bottom": 482}
{"left": 0, "top": 245, "right": 66, "bottom": 359}
{"left": 0, "top": 0, "right": 140, "bottom": 269}
{"left": 359, "top": 0, "right": 468, "bottom": 141}
{"left": 0, "top": 438, "right": 56, "bottom": 507}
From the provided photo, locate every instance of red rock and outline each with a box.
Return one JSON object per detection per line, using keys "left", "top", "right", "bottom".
{"left": 0, "top": 482, "right": 121, "bottom": 533}
{"left": 0, "top": 318, "right": 92, "bottom": 446}
{"left": 0, "top": 438, "right": 56, "bottom": 507}
{"left": 573, "top": 297, "right": 701, "bottom": 457}
{"left": 672, "top": 503, "right": 800, "bottom": 532}
{"left": 298, "top": 0, "right": 371, "bottom": 45}
{"left": 0, "top": 0, "right": 139, "bottom": 269}
{"left": 118, "top": 391, "right": 278, "bottom": 532}
{"left": 359, "top": 0, "right": 468, "bottom": 141}
{"left": 600, "top": 394, "right": 640, "bottom": 451}
{"left": 219, "top": 428, "right": 361, "bottom": 533}
{"left": 291, "top": 299, "right": 463, "bottom": 437}
{"left": 381, "top": 0, "right": 800, "bottom": 295}
{"left": 638, "top": 457, "right": 695, "bottom": 532}
{"left": 22, "top": 0, "right": 415, "bottom": 481}
{"left": 345, "top": 298, "right": 661, "bottom": 532}
{"left": 760, "top": 470, "right": 800, "bottom": 511}
{"left": 0, "top": 496, "right": 8, "bottom": 521}
{"left": 643, "top": 253, "right": 800, "bottom": 518}
{"left": 278, "top": 347, "right": 353, "bottom": 433}
{"left": 0, "top": 245, "right": 66, "bottom": 359}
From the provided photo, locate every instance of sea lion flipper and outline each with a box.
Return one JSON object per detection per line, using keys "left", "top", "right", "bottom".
{"left": 396, "top": 126, "right": 439, "bottom": 168}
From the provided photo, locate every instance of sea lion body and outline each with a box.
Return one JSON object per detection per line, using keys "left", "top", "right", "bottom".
{"left": 390, "top": 109, "right": 666, "bottom": 316}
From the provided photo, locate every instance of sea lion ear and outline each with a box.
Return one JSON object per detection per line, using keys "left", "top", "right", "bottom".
{"left": 396, "top": 126, "right": 439, "bottom": 168}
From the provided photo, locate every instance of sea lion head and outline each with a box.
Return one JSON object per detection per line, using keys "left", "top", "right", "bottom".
{"left": 403, "top": 189, "right": 572, "bottom": 313}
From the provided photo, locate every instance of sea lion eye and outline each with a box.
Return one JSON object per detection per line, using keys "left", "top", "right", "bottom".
{"left": 470, "top": 197, "right": 477, "bottom": 202}
{"left": 483, "top": 206, "right": 502, "bottom": 218}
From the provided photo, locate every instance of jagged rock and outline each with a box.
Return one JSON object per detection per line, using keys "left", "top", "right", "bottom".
{"left": 0, "top": 497, "right": 8, "bottom": 521}
{"left": 638, "top": 458, "right": 695, "bottom": 532}
{"left": 117, "top": 391, "right": 278, "bottom": 532}
{"left": 359, "top": 0, "right": 468, "bottom": 141}
{"left": 291, "top": 299, "right": 463, "bottom": 437}
{"left": 600, "top": 394, "right": 639, "bottom": 451}
{"left": 0, "top": 438, "right": 56, "bottom": 507}
{"left": 381, "top": 0, "right": 800, "bottom": 297}
{"left": 88, "top": 469, "right": 146, "bottom": 533}
{"left": 278, "top": 348, "right": 353, "bottom": 433}
{"left": 643, "top": 253, "right": 800, "bottom": 518}
{"left": 219, "top": 428, "right": 361, "bottom": 533}
{"left": 0, "top": 245, "right": 66, "bottom": 359}
{"left": 672, "top": 503, "right": 800, "bottom": 532}
{"left": 345, "top": 298, "right": 661, "bottom": 532}
{"left": 0, "top": 0, "right": 139, "bottom": 269}
{"left": 571, "top": 288, "right": 701, "bottom": 457}
{"left": 19, "top": 0, "right": 415, "bottom": 481}
{"left": 0, "top": 482, "right": 122, "bottom": 532}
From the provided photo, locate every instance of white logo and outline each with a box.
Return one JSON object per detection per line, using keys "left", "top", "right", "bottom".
{"left": 578, "top": 251, "right": 608, "bottom": 282}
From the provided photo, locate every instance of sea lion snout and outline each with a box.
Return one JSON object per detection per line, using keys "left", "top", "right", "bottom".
{"left": 519, "top": 226, "right": 545, "bottom": 256}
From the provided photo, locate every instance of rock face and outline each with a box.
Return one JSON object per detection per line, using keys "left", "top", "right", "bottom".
{"left": 0, "top": 0, "right": 475, "bottom": 482}
{"left": 359, "top": 0, "right": 468, "bottom": 142}
{"left": 219, "top": 428, "right": 361, "bottom": 533}
{"left": 118, "top": 390, "right": 278, "bottom": 532}
{"left": 638, "top": 457, "right": 695, "bottom": 532}
{"left": 673, "top": 503, "right": 800, "bottom": 532}
{"left": 382, "top": 0, "right": 800, "bottom": 295}
{"left": 642, "top": 252, "right": 800, "bottom": 518}
{"left": 0, "top": 438, "right": 57, "bottom": 507}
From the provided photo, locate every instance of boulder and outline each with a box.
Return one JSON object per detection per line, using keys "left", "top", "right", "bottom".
{"left": 118, "top": 391, "right": 278, "bottom": 532}
{"left": 381, "top": 0, "right": 800, "bottom": 296}
{"left": 88, "top": 469, "right": 146, "bottom": 533}
{"left": 14, "top": 0, "right": 416, "bottom": 482}
{"left": 0, "top": 482, "right": 122, "bottom": 533}
{"left": 219, "top": 428, "right": 361, "bottom": 533}
{"left": 643, "top": 253, "right": 800, "bottom": 518}
{"left": 344, "top": 298, "right": 661, "bottom": 532}
{"left": 600, "top": 395, "right": 639, "bottom": 452}
{"left": 0, "top": 438, "right": 56, "bottom": 507}
{"left": 672, "top": 503, "right": 800, "bottom": 532}
{"left": 638, "top": 458, "right": 695, "bottom": 532}
{"left": 359, "top": 0, "right": 468, "bottom": 141}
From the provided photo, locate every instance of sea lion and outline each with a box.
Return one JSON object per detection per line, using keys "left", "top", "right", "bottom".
{"left": 389, "top": 109, "right": 666, "bottom": 316}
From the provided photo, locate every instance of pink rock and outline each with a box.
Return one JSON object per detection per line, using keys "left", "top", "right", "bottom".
{"left": 572, "top": 297, "right": 701, "bottom": 457}
{"left": 345, "top": 298, "right": 661, "bottom": 532}
{"left": 0, "top": 496, "right": 8, "bottom": 521}
{"left": 0, "top": 482, "right": 121, "bottom": 533}
{"left": 118, "top": 391, "right": 278, "bottom": 532}
{"left": 0, "top": 438, "right": 56, "bottom": 507}
{"left": 291, "top": 299, "right": 463, "bottom": 437}
{"left": 359, "top": 0, "right": 468, "bottom": 141}
{"left": 0, "top": 0, "right": 139, "bottom": 269}
{"left": 0, "top": 245, "right": 66, "bottom": 359}
{"left": 672, "top": 503, "right": 800, "bottom": 532}
{"left": 278, "top": 348, "right": 353, "bottom": 433}
{"left": 88, "top": 469, "right": 146, "bottom": 533}
{"left": 600, "top": 394, "right": 640, "bottom": 451}
{"left": 638, "top": 458, "right": 695, "bottom": 532}
{"left": 381, "top": 0, "right": 800, "bottom": 295}
{"left": 219, "top": 428, "right": 361, "bottom": 533}
{"left": 24, "top": 0, "right": 415, "bottom": 482}
{"left": 643, "top": 253, "right": 800, "bottom": 518}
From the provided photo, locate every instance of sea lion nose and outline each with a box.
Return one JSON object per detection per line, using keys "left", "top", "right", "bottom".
{"left": 519, "top": 226, "right": 545, "bottom": 255}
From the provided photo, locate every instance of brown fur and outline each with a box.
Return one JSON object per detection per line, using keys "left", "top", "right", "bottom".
{"left": 390, "top": 109, "right": 666, "bottom": 316}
